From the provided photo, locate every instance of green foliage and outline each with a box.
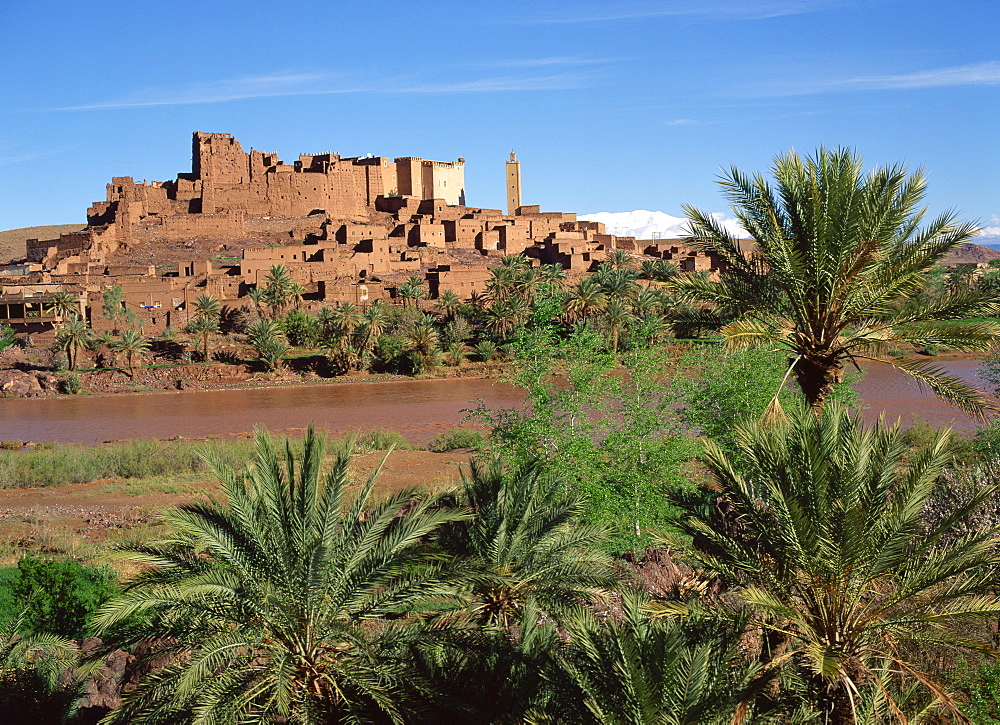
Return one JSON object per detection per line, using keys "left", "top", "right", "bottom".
{"left": 955, "top": 659, "right": 1000, "bottom": 724}
{"left": 0, "top": 609, "right": 82, "bottom": 722}
{"left": 437, "top": 457, "right": 616, "bottom": 627}
{"left": 667, "top": 402, "right": 1000, "bottom": 722}
{"left": 549, "top": 591, "right": 755, "bottom": 724}
{"left": 468, "top": 331, "right": 698, "bottom": 551}
{"left": 426, "top": 428, "right": 487, "bottom": 452}
{"left": 60, "top": 372, "right": 83, "bottom": 395}
{"left": 673, "top": 345, "right": 798, "bottom": 450}
{"left": 472, "top": 339, "right": 498, "bottom": 362}
{"left": 354, "top": 428, "right": 413, "bottom": 452}
{"left": 677, "top": 146, "right": 998, "bottom": 414}
{"left": 0, "top": 323, "right": 15, "bottom": 353}
{"left": 245, "top": 319, "right": 288, "bottom": 370}
{"left": 93, "top": 426, "right": 467, "bottom": 723}
{"left": 281, "top": 308, "right": 319, "bottom": 347}
{"left": 101, "top": 285, "right": 125, "bottom": 322}
{"left": 0, "top": 438, "right": 255, "bottom": 489}
{"left": 0, "top": 557, "right": 118, "bottom": 639}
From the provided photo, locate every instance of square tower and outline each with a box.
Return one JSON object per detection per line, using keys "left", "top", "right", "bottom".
{"left": 506, "top": 152, "right": 522, "bottom": 216}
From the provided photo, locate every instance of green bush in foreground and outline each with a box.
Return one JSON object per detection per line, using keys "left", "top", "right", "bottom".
{"left": 0, "top": 557, "right": 118, "bottom": 639}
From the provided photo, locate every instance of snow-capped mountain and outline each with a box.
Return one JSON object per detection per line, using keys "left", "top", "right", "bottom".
{"left": 578, "top": 210, "right": 745, "bottom": 239}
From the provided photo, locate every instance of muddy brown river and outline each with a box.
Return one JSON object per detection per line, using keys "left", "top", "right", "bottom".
{"left": 0, "top": 361, "right": 993, "bottom": 446}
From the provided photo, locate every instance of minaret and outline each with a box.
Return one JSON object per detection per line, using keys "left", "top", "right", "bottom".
{"left": 506, "top": 151, "right": 522, "bottom": 216}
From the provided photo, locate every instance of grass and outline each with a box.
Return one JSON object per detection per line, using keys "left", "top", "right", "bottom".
{"left": 0, "top": 438, "right": 257, "bottom": 490}
{"left": 0, "top": 427, "right": 427, "bottom": 491}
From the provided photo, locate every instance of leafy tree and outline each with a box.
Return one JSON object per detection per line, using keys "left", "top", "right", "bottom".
{"left": 5, "top": 557, "right": 118, "bottom": 639}
{"left": 664, "top": 402, "right": 1000, "bottom": 724}
{"left": 281, "top": 308, "right": 319, "bottom": 347}
{"left": 101, "top": 285, "right": 126, "bottom": 332}
{"left": 93, "top": 427, "right": 467, "bottom": 724}
{"left": 438, "top": 458, "right": 615, "bottom": 629}
{"left": 0, "top": 323, "right": 15, "bottom": 353}
{"left": 675, "top": 147, "right": 999, "bottom": 414}
{"left": 469, "top": 332, "right": 697, "bottom": 549}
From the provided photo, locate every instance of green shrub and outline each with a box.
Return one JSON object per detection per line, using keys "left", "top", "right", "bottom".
{"left": 426, "top": 428, "right": 487, "bottom": 452}
{"left": 0, "top": 557, "right": 118, "bottom": 639}
{"left": 955, "top": 659, "right": 1000, "bottom": 724}
{"left": 61, "top": 372, "right": 83, "bottom": 395}
{"left": 354, "top": 429, "right": 413, "bottom": 452}
{"left": 473, "top": 340, "right": 498, "bottom": 362}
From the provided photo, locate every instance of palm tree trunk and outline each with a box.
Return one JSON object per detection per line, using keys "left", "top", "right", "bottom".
{"left": 818, "top": 678, "right": 856, "bottom": 725}
{"left": 793, "top": 358, "right": 844, "bottom": 413}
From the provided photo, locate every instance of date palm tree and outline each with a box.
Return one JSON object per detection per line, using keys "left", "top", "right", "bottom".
{"left": 435, "top": 289, "right": 462, "bottom": 319}
{"left": 93, "top": 426, "right": 467, "bottom": 724}
{"left": 110, "top": 329, "right": 150, "bottom": 377}
{"left": 674, "top": 147, "right": 1000, "bottom": 414}
{"left": 246, "top": 319, "right": 288, "bottom": 371}
{"left": 438, "top": 458, "right": 615, "bottom": 630}
{"left": 662, "top": 403, "right": 1000, "bottom": 724}
{"left": 186, "top": 294, "right": 221, "bottom": 362}
{"left": 603, "top": 297, "right": 631, "bottom": 352}
{"left": 45, "top": 290, "right": 80, "bottom": 327}
{"left": 184, "top": 314, "right": 218, "bottom": 362}
{"left": 563, "top": 278, "right": 608, "bottom": 323}
{"left": 550, "top": 592, "right": 755, "bottom": 725}
{"left": 54, "top": 315, "right": 91, "bottom": 370}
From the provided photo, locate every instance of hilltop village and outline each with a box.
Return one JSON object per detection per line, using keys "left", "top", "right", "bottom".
{"left": 1, "top": 132, "right": 720, "bottom": 338}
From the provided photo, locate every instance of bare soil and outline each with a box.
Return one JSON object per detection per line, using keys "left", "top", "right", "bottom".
{"left": 0, "top": 224, "right": 85, "bottom": 263}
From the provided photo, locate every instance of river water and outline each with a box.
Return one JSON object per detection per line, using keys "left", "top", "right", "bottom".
{"left": 0, "top": 361, "right": 993, "bottom": 446}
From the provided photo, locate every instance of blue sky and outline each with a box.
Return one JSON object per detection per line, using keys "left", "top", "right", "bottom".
{"left": 2, "top": 0, "right": 997, "bottom": 236}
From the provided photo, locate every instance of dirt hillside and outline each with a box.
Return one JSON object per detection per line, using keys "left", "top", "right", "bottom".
{"left": 940, "top": 242, "right": 1000, "bottom": 266}
{"left": 0, "top": 224, "right": 84, "bottom": 263}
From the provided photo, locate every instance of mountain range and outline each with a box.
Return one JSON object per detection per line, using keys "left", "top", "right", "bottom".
{"left": 580, "top": 210, "right": 1000, "bottom": 249}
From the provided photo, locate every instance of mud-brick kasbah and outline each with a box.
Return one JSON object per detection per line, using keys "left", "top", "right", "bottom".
{"left": 1, "top": 132, "right": 722, "bottom": 339}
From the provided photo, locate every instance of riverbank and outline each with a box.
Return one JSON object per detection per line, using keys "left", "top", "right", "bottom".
{"left": 1, "top": 339, "right": 989, "bottom": 401}
{"left": 0, "top": 447, "right": 471, "bottom": 569}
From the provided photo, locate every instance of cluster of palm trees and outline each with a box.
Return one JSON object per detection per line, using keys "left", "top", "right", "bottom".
{"left": 60, "top": 399, "right": 1000, "bottom": 724}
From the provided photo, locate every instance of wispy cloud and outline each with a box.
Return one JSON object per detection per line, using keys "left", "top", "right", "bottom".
{"left": 483, "top": 56, "right": 611, "bottom": 68}
{"left": 58, "top": 69, "right": 590, "bottom": 110}
{"left": 745, "top": 60, "right": 1000, "bottom": 97}
{"left": 664, "top": 118, "right": 699, "bottom": 126}
{"left": 517, "top": 0, "right": 849, "bottom": 24}
{"left": 0, "top": 145, "right": 76, "bottom": 166}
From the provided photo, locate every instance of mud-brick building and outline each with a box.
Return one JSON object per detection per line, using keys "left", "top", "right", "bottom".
{"left": 1, "top": 131, "right": 731, "bottom": 342}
